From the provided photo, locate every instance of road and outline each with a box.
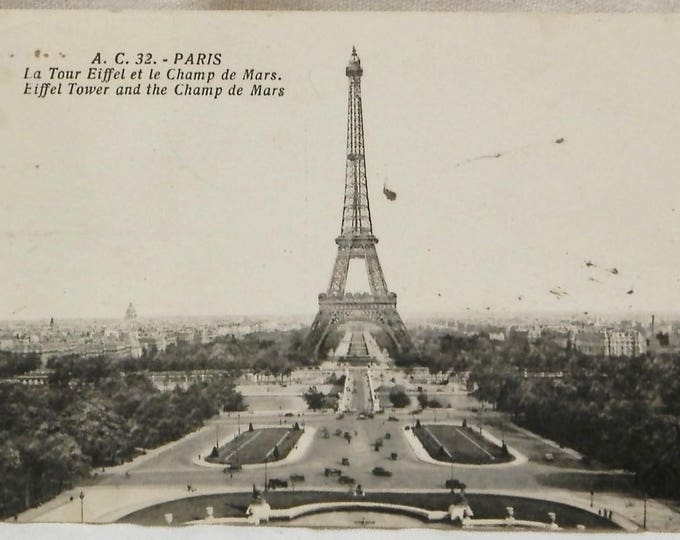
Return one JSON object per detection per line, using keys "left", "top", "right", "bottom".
{"left": 349, "top": 367, "right": 370, "bottom": 412}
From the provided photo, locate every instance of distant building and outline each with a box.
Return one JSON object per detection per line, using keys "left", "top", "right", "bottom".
{"left": 488, "top": 332, "right": 505, "bottom": 342}
{"left": 540, "top": 328, "right": 572, "bottom": 349}
{"left": 573, "top": 329, "right": 646, "bottom": 357}
{"left": 507, "top": 326, "right": 540, "bottom": 344}
{"left": 125, "top": 302, "right": 138, "bottom": 321}
{"left": 607, "top": 330, "right": 646, "bottom": 357}
{"left": 573, "top": 330, "right": 608, "bottom": 356}
{"left": 139, "top": 334, "right": 167, "bottom": 353}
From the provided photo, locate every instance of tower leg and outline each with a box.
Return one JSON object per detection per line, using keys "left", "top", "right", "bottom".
{"left": 304, "top": 304, "right": 413, "bottom": 359}
{"left": 328, "top": 248, "right": 350, "bottom": 297}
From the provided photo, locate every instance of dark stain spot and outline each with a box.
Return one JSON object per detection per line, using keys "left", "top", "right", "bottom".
{"left": 34, "top": 49, "right": 40, "bottom": 58}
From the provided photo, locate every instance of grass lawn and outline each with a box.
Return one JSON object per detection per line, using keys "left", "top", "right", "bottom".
{"left": 413, "top": 424, "right": 513, "bottom": 465}
{"left": 206, "top": 427, "right": 304, "bottom": 465}
{"left": 119, "top": 490, "right": 619, "bottom": 530}
{"left": 536, "top": 471, "right": 637, "bottom": 493}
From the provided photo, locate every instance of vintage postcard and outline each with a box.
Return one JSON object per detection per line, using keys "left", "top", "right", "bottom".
{"left": 0, "top": 5, "right": 679, "bottom": 538}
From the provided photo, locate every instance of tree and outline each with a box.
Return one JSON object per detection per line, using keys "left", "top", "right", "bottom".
{"left": 221, "top": 387, "right": 246, "bottom": 412}
{"left": 303, "top": 386, "right": 325, "bottom": 410}
{"left": 0, "top": 352, "right": 40, "bottom": 377}
{"left": 388, "top": 386, "right": 410, "bottom": 408}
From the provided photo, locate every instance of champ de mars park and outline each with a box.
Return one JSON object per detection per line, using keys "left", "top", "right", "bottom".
{"left": 2, "top": 49, "right": 680, "bottom": 533}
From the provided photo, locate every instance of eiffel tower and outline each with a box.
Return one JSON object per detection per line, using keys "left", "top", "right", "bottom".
{"left": 304, "top": 48, "right": 412, "bottom": 358}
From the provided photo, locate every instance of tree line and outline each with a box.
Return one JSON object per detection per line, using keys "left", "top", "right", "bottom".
{"left": 397, "top": 329, "right": 680, "bottom": 498}
{"left": 0, "top": 351, "right": 40, "bottom": 377}
{"left": 0, "top": 356, "right": 245, "bottom": 519}
{"left": 119, "top": 329, "right": 312, "bottom": 375}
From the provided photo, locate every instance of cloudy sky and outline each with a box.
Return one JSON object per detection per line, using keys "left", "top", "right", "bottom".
{"left": 2, "top": 11, "right": 680, "bottom": 320}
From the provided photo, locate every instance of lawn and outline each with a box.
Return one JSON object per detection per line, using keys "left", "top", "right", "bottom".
{"left": 206, "top": 427, "right": 304, "bottom": 465}
{"left": 413, "top": 424, "right": 513, "bottom": 465}
{"left": 119, "top": 490, "right": 619, "bottom": 530}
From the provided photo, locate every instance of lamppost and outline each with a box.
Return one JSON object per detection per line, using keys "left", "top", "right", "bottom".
{"left": 643, "top": 493, "right": 647, "bottom": 529}
{"left": 79, "top": 491, "right": 85, "bottom": 524}
{"left": 264, "top": 457, "right": 269, "bottom": 492}
{"left": 215, "top": 424, "right": 220, "bottom": 448}
{"left": 237, "top": 412, "right": 241, "bottom": 435}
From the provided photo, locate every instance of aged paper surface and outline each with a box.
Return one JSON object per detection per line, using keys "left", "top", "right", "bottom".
{"left": 1, "top": 7, "right": 679, "bottom": 540}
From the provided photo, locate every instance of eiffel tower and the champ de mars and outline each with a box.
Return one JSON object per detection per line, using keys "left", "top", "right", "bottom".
{"left": 303, "top": 47, "right": 413, "bottom": 362}
{"left": 13, "top": 48, "right": 664, "bottom": 533}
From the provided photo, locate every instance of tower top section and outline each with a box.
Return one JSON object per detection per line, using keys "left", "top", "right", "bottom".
{"left": 346, "top": 46, "right": 363, "bottom": 78}
{"left": 340, "top": 47, "right": 373, "bottom": 237}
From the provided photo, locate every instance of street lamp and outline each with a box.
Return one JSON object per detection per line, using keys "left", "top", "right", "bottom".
{"left": 215, "top": 424, "right": 220, "bottom": 448}
{"left": 264, "top": 457, "right": 269, "bottom": 492}
{"left": 238, "top": 412, "right": 241, "bottom": 435}
{"left": 79, "top": 491, "right": 85, "bottom": 524}
{"left": 643, "top": 493, "right": 647, "bottom": 529}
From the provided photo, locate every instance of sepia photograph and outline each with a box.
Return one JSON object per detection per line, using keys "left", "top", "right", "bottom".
{"left": 1, "top": 7, "right": 680, "bottom": 536}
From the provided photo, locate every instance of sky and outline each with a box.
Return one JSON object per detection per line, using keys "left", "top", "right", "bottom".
{"left": 2, "top": 12, "right": 680, "bottom": 320}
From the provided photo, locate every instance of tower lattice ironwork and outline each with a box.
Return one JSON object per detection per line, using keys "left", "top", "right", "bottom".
{"left": 304, "top": 48, "right": 412, "bottom": 357}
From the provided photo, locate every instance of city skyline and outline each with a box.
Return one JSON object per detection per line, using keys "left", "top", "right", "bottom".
{"left": 3, "top": 13, "right": 680, "bottom": 320}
